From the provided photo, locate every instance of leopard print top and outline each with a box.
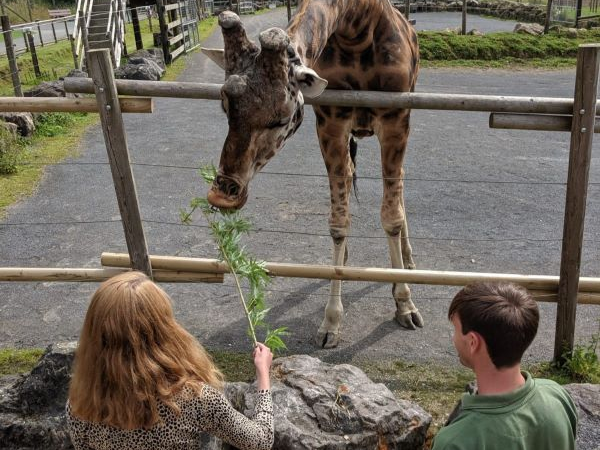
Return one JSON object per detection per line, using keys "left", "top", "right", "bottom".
{"left": 66, "top": 384, "right": 273, "bottom": 450}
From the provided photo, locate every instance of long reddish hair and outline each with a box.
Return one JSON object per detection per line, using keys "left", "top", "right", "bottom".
{"left": 69, "top": 271, "right": 223, "bottom": 429}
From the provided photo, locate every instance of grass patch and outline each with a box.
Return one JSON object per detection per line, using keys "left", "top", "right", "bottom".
{"left": 0, "top": 39, "right": 76, "bottom": 96}
{"left": 418, "top": 29, "right": 600, "bottom": 69}
{"left": 0, "top": 348, "right": 44, "bottom": 375}
{"left": 0, "top": 112, "right": 98, "bottom": 219}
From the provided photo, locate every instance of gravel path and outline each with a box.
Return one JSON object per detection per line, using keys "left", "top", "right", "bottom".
{"left": 0, "top": 9, "right": 598, "bottom": 366}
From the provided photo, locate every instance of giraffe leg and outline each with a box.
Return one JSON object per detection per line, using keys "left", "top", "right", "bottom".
{"left": 378, "top": 111, "right": 423, "bottom": 330}
{"left": 314, "top": 114, "right": 353, "bottom": 348}
{"left": 400, "top": 194, "right": 416, "bottom": 270}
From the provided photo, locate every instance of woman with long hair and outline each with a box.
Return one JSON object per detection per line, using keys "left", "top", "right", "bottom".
{"left": 67, "top": 271, "right": 274, "bottom": 450}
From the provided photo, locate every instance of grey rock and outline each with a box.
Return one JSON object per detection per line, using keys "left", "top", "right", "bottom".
{"left": 0, "top": 348, "right": 431, "bottom": 450}
{"left": 0, "top": 342, "right": 76, "bottom": 450}
{"left": 129, "top": 48, "right": 166, "bottom": 70}
{"left": 513, "top": 22, "right": 544, "bottom": 35}
{"left": 564, "top": 383, "right": 600, "bottom": 450}
{"left": 232, "top": 355, "right": 431, "bottom": 449}
{"left": 566, "top": 27, "right": 579, "bottom": 38}
{"left": 0, "top": 121, "right": 19, "bottom": 137}
{"left": 114, "top": 49, "right": 166, "bottom": 81}
{"left": 24, "top": 80, "right": 66, "bottom": 98}
{"left": 0, "top": 112, "right": 35, "bottom": 137}
{"left": 60, "top": 69, "right": 88, "bottom": 80}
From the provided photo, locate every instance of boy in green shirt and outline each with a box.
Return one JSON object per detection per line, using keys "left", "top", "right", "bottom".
{"left": 432, "top": 283, "right": 578, "bottom": 450}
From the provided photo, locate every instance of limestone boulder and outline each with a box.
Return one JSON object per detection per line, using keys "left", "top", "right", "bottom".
{"left": 514, "top": 22, "right": 544, "bottom": 35}
{"left": 0, "top": 112, "right": 35, "bottom": 137}
{"left": 227, "top": 355, "right": 431, "bottom": 449}
{"left": 564, "top": 383, "right": 600, "bottom": 450}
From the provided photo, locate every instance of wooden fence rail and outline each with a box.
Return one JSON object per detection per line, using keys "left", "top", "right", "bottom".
{"left": 100, "top": 252, "right": 600, "bottom": 305}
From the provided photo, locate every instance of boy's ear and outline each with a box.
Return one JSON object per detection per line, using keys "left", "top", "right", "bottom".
{"left": 468, "top": 331, "right": 483, "bottom": 354}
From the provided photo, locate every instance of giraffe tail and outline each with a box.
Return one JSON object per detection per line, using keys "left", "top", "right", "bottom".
{"left": 349, "top": 136, "right": 359, "bottom": 201}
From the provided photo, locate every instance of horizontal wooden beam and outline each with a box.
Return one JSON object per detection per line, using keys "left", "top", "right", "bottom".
{"left": 164, "top": 3, "right": 182, "bottom": 11}
{"left": 0, "top": 97, "right": 153, "bottom": 113}
{"left": 166, "top": 18, "right": 181, "bottom": 30}
{"left": 101, "top": 252, "right": 600, "bottom": 303}
{"left": 490, "top": 113, "right": 600, "bottom": 133}
{"left": 168, "top": 33, "right": 183, "bottom": 46}
{"left": 63, "top": 78, "right": 600, "bottom": 115}
{"left": 0, "top": 267, "right": 224, "bottom": 283}
{"left": 170, "top": 44, "right": 185, "bottom": 60}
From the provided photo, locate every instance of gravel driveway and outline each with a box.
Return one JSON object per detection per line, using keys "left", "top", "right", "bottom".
{"left": 0, "top": 9, "right": 598, "bottom": 366}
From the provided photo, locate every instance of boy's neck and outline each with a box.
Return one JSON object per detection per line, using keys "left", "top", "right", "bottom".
{"left": 475, "top": 363, "right": 525, "bottom": 395}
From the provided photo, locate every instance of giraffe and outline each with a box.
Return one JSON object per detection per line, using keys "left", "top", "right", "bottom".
{"left": 202, "top": 0, "right": 422, "bottom": 348}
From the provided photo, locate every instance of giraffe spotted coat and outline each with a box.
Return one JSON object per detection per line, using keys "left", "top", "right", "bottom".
{"left": 66, "top": 385, "right": 273, "bottom": 450}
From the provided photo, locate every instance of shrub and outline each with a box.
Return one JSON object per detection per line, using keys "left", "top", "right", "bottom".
{"left": 34, "top": 112, "right": 76, "bottom": 137}
{"left": 559, "top": 322, "right": 600, "bottom": 383}
{"left": 0, "top": 125, "right": 22, "bottom": 175}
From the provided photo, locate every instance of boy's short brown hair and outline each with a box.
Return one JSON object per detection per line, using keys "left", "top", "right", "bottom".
{"left": 448, "top": 282, "right": 539, "bottom": 369}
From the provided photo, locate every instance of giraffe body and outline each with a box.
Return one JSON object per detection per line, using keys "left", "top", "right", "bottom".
{"left": 203, "top": 0, "right": 422, "bottom": 348}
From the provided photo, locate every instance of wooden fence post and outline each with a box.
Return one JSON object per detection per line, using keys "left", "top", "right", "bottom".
{"left": 131, "top": 7, "right": 143, "bottom": 50}
{"left": 405, "top": 0, "right": 410, "bottom": 20}
{"left": 86, "top": 49, "right": 153, "bottom": 277}
{"left": 156, "top": 0, "right": 171, "bottom": 64}
{"left": 286, "top": 0, "right": 291, "bottom": 21}
{"left": 36, "top": 20, "right": 44, "bottom": 46}
{"left": 69, "top": 34, "right": 80, "bottom": 70}
{"left": 554, "top": 44, "right": 600, "bottom": 362}
{"left": 78, "top": 11, "right": 90, "bottom": 67}
{"left": 1, "top": 15, "right": 22, "bottom": 97}
{"left": 51, "top": 21, "right": 57, "bottom": 43}
{"left": 25, "top": 30, "right": 41, "bottom": 78}
{"left": 544, "top": 0, "right": 553, "bottom": 33}
{"left": 462, "top": 0, "right": 467, "bottom": 34}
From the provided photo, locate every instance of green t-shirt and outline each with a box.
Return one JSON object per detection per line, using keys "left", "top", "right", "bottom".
{"left": 431, "top": 372, "right": 577, "bottom": 450}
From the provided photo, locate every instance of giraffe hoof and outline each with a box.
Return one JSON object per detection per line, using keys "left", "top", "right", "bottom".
{"left": 395, "top": 310, "right": 424, "bottom": 330}
{"left": 315, "top": 330, "right": 340, "bottom": 349}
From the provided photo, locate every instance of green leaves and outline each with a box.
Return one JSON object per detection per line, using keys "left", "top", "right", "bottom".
{"left": 181, "top": 164, "right": 289, "bottom": 354}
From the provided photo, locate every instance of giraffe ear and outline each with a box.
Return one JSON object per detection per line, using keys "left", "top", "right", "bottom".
{"left": 293, "top": 66, "right": 327, "bottom": 98}
{"left": 201, "top": 48, "right": 226, "bottom": 70}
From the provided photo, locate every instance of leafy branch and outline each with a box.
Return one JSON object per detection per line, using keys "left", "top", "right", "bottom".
{"left": 180, "top": 165, "right": 288, "bottom": 353}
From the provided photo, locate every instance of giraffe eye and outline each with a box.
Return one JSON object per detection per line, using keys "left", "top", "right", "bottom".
{"left": 266, "top": 117, "right": 290, "bottom": 129}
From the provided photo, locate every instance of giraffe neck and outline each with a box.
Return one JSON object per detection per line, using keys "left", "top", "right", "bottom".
{"left": 286, "top": 0, "right": 387, "bottom": 68}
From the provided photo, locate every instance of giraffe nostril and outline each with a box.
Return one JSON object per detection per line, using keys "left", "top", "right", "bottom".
{"left": 216, "top": 176, "right": 240, "bottom": 197}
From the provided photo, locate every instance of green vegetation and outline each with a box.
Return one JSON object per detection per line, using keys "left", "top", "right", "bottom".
{"left": 558, "top": 321, "right": 600, "bottom": 383}
{"left": 418, "top": 28, "right": 600, "bottom": 68}
{"left": 181, "top": 165, "right": 289, "bottom": 353}
{"left": 0, "top": 112, "right": 97, "bottom": 218}
{"left": 0, "top": 347, "right": 45, "bottom": 375}
{"left": 0, "top": 125, "right": 22, "bottom": 174}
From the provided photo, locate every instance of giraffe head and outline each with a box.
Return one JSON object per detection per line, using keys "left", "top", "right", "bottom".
{"left": 202, "top": 11, "right": 327, "bottom": 209}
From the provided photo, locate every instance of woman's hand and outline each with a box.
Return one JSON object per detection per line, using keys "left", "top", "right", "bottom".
{"left": 253, "top": 343, "right": 273, "bottom": 391}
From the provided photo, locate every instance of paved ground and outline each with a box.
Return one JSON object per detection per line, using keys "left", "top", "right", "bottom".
{"left": 0, "top": 9, "right": 598, "bottom": 366}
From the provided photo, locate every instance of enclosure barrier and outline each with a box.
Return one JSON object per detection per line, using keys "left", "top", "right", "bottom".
{"left": 4, "top": 46, "right": 600, "bottom": 363}
{"left": 0, "top": 97, "right": 153, "bottom": 113}
{"left": 99, "top": 252, "right": 600, "bottom": 306}
{"left": 64, "top": 77, "right": 600, "bottom": 133}
{"left": 0, "top": 268, "right": 223, "bottom": 283}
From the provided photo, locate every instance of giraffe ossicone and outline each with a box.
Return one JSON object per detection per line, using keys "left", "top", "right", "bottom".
{"left": 203, "top": 0, "right": 422, "bottom": 348}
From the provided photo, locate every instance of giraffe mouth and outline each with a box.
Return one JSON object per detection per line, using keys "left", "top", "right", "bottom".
{"left": 207, "top": 175, "right": 248, "bottom": 210}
